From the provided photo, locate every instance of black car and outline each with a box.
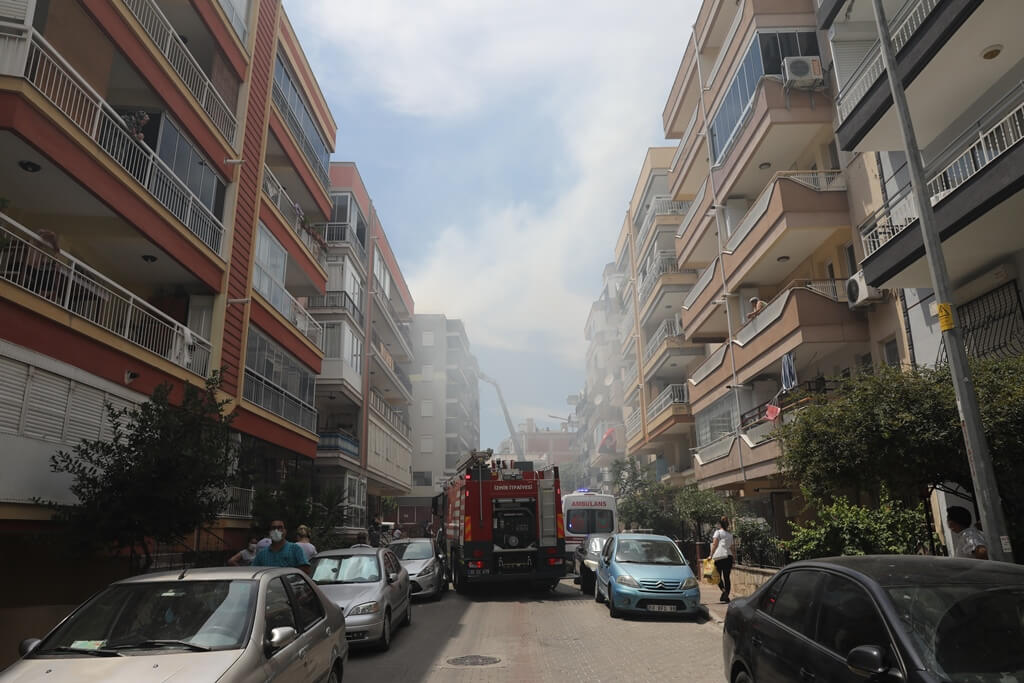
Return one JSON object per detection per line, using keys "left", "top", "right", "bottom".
{"left": 723, "top": 555, "right": 1024, "bottom": 683}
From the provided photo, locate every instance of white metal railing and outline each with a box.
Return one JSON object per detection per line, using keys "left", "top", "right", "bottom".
{"left": 122, "top": 0, "right": 236, "bottom": 144}
{"left": 836, "top": 0, "right": 940, "bottom": 121}
{"left": 647, "top": 384, "right": 688, "bottom": 420}
{"left": 374, "top": 290, "right": 414, "bottom": 359}
{"left": 676, "top": 178, "right": 708, "bottom": 239}
{"left": 625, "top": 409, "right": 643, "bottom": 439}
{"left": 370, "top": 389, "right": 412, "bottom": 441}
{"left": 0, "top": 213, "right": 211, "bottom": 376}
{"left": 4, "top": 32, "right": 224, "bottom": 254}
{"left": 262, "top": 166, "right": 327, "bottom": 267}
{"left": 735, "top": 279, "right": 846, "bottom": 346}
{"left": 618, "top": 299, "right": 635, "bottom": 340}
{"left": 690, "top": 342, "right": 728, "bottom": 385}
{"left": 242, "top": 369, "right": 316, "bottom": 432}
{"left": 252, "top": 262, "right": 324, "bottom": 349}
{"left": 312, "top": 222, "right": 367, "bottom": 264}
{"left": 862, "top": 85, "right": 1024, "bottom": 258}
{"left": 694, "top": 433, "right": 734, "bottom": 465}
{"left": 638, "top": 256, "right": 681, "bottom": 305}
{"left": 637, "top": 196, "right": 692, "bottom": 248}
{"left": 643, "top": 318, "right": 681, "bottom": 364}
{"left": 216, "top": 0, "right": 248, "bottom": 48}
{"left": 623, "top": 361, "right": 638, "bottom": 391}
{"left": 222, "top": 486, "right": 254, "bottom": 518}
{"left": 683, "top": 257, "right": 717, "bottom": 310}
{"left": 271, "top": 80, "right": 329, "bottom": 189}
{"left": 725, "top": 171, "right": 846, "bottom": 253}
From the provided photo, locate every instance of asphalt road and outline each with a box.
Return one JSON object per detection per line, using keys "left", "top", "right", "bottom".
{"left": 344, "top": 579, "right": 726, "bottom": 682}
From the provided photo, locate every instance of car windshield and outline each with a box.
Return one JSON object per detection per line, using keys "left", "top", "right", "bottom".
{"left": 34, "top": 580, "right": 257, "bottom": 655}
{"left": 567, "top": 509, "right": 615, "bottom": 535}
{"left": 615, "top": 539, "right": 684, "bottom": 565}
{"left": 588, "top": 536, "right": 609, "bottom": 553}
{"left": 886, "top": 583, "right": 1024, "bottom": 680}
{"left": 311, "top": 555, "right": 381, "bottom": 584}
{"left": 391, "top": 541, "right": 433, "bottom": 561}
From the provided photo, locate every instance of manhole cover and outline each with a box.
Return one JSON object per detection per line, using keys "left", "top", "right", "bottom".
{"left": 447, "top": 655, "right": 501, "bottom": 667}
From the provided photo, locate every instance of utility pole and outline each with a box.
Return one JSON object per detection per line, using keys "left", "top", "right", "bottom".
{"left": 870, "top": 0, "right": 1013, "bottom": 562}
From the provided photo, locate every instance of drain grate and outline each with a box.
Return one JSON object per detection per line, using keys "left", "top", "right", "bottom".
{"left": 447, "top": 655, "right": 501, "bottom": 667}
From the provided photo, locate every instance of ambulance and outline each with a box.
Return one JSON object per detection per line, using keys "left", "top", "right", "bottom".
{"left": 561, "top": 489, "right": 617, "bottom": 573}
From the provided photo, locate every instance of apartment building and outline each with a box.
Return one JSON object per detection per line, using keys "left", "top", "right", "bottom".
{"left": 615, "top": 147, "right": 704, "bottom": 489}
{"left": 573, "top": 263, "right": 629, "bottom": 492}
{"left": 0, "top": 0, "right": 340, "bottom": 524}
{"left": 311, "top": 162, "right": 416, "bottom": 532}
{"left": 397, "top": 314, "right": 480, "bottom": 528}
{"left": 819, "top": 0, "right": 1024, "bottom": 366}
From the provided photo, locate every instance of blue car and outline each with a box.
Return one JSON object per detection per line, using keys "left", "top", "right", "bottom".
{"left": 595, "top": 533, "right": 701, "bottom": 617}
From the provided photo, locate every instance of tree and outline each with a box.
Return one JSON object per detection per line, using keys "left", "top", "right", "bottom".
{"left": 252, "top": 479, "right": 349, "bottom": 550}
{"left": 47, "top": 373, "right": 236, "bottom": 571}
{"left": 611, "top": 458, "right": 677, "bottom": 535}
{"left": 674, "top": 484, "right": 729, "bottom": 540}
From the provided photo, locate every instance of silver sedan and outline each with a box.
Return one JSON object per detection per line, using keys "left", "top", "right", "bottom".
{"left": 0, "top": 566, "right": 347, "bottom": 682}
{"left": 388, "top": 538, "right": 448, "bottom": 600}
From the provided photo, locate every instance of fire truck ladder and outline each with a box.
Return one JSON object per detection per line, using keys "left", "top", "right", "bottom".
{"left": 478, "top": 371, "right": 525, "bottom": 461}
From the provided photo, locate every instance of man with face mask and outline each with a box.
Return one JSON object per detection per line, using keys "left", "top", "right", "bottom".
{"left": 227, "top": 534, "right": 261, "bottom": 566}
{"left": 252, "top": 520, "right": 311, "bottom": 575}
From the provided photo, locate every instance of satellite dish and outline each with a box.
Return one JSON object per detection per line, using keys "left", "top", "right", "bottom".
{"left": 593, "top": 394, "right": 605, "bottom": 405}
{"left": 603, "top": 373, "right": 614, "bottom": 387}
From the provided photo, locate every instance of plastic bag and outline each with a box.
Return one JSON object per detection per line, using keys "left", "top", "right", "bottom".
{"left": 702, "top": 558, "right": 720, "bottom": 585}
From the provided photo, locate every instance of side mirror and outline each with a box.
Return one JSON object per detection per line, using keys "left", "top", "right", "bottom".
{"left": 265, "top": 626, "right": 297, "bottom": 654}
{"left": 387, "top": 572, "right": 398, "bottom": 584}
{"left": 846, "top": 645, "right": 888, "bottom": 677}
{"left": 18, "top": 638, "right": 41, "bottom": 658}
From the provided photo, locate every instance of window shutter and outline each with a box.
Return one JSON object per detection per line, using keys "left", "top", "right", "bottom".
{"left": 24, "top": 370, "right": 71, "bottom": 442}
{"left": 65, "top": 383, "right": 106, "bottom": 443}
{"left": 0, "top": 356, "right": 29, "bottom": 434}
{"left": 832, "top": 41, "right": 875, "bottom": 89}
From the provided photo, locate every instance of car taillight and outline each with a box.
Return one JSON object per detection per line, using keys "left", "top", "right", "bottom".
{"left": 546, "top": 558, "right": 564, "bottom": 565}
{"left": 468, "top": 560, "right": 485, "bottom": 569}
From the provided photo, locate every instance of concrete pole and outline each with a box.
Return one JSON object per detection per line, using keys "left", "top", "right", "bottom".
{"left": 870, "top": 0, "right": 1013, "bottom": 562}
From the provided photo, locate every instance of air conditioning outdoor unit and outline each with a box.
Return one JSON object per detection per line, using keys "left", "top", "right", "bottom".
{"left": 846, "top": 270, "right": 883, "bottom": 308}
{"left": 783, "top": 56, "right": 824, "bottom": 89}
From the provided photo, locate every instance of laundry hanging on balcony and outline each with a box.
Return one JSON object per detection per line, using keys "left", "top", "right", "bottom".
{"left": 598, "top": 427, "right": 617, "bottom": 454}
{"left": 781, "top": 352, "right": 798, "bottom": 392}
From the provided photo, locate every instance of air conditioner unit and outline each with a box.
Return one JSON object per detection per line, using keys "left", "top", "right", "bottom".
{"left": 846, "top": 270, "right": 883, "bottom": 308}
{"left": 783, "top": 56, "right": 824, "bottom": 89}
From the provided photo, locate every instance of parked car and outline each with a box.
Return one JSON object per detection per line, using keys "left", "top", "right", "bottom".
{"left": 0, "top": 566, "right": 347, "bottom": 682}
{"left": 722, "top": 555, "right": 1024, "bottom": 683}
{"left": 389, "top": 537, "right": 448, "bottom": 600}
{"left": 310, "top": 546, "right": 411, "bottom": 651}
{"left": 594, "top": 533, "right": 701, "bottom": 617}
{"left": 575, "top": 533, "right": 612, "bottom": 595}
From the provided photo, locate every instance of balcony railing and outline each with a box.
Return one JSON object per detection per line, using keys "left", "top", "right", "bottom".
{"left": 836, "top": 0, "right": 940, "bottom": 121}
{"left": 369, "top": 389, "right": 412, "bottom": 441}
{"left": 122, "top": 0, "right": 237, "bottom": 144}
{"left": 0, "top": 213, "right": 211, "bottom": 377}
{"left": 318, "top": 431, "right": 360, "bottom": 459}
{"left": 638, "top": 256, "right": 681, "bottom": 305}
{"left": 253, "top": 262, "right": 324, "bottom": 349}
{"left": 373, "top": 289, "right": 413, "bottom": 358}
{"left": 216, "top": 0, "right": 249, "bottom": 47}
{"left": 725, "top": 171, "right": 846, "bottom": 253}
{"left": 676, "top": 178, "right": 707, "bottom": 240}
{"left": 618, "top": 300, "right": 635, "bottom": 340}
{"left": 312, "top": 222, "right": 367, "bottom": 264}
{"left": 735, "top": 279, "right": 846, "bottom": 346}
{"left": 625, "top": 409, "right": 643, "bottom": 440}
{"left": 683, "top": 258, "right": 718, "bottom": 310}
{"left": 647, "top": 384, "right": 688, "bottom": 420}
{"left": 622, "top": 362, "right": 638, "bottom": 391}
{"left": 861, "top": 83, "right": 1024, "bottom": 258}
{"left": 271, "top": 80, "right": 329, "bottom": 189}
{"left": 0, "top": 32, "right": 225, "bottom": 254}
{"left": 637, "top": 196, "right": 692, "bottom": 248}
{"left": 643, "top": 318, "right": 681, "bottom": 364}
{"left": 740, "top": 379, "right": 841, "bottom": 430}
{"left": 242, "top": 369, "right": 317, "bottom": 433}
{"left": 221, "top": 486, "right": 254, "bottom": 519}
{"left": 262, "top": 166, "right": 327, "bottom": 267}
{"left": 306, "top": 290, "right": 363, "bottom": 326}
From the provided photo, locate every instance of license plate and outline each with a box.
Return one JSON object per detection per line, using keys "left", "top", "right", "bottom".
{"left": 647, "top": 604, "right": 677, "bottom": 612}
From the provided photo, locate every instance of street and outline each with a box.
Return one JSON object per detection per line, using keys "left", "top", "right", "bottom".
{"left": 345, "top": 579, "right": 725, "bottom": 682}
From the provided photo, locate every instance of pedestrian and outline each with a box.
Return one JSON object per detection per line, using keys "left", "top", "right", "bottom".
{"left": 295, "top": 524, "right": 317, "bottom": 561}
{"left": 369, "top": 518, "right": 381, "bottom": 547}
{"left": 946, "top": 506, "right": 988, "bottom": 559}
{"left": 747, "top": 297, "right": 767, "bottom": 320}
{"left": 252, "top": 520, "right": 311, "bottom": 574}
{"left": 393, "top": 527, "right": 404, "bottom": 540}
{"left": 710, "top": 516, "right": 735, "bottom": 603}
{"left": 227, "top": 534, "right": 261, "bottom": 566}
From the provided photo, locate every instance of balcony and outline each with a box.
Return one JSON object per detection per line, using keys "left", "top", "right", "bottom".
{"left": 271, "top": 79, "right": 329, "bottom": 191}
{"left": 221, "top": 486, "right": 254, "bottom": 519}
{"left": 369, "top": 389, "right": 412, "bottom": 442}
{"left": 643, "top": 318, "right": 705, "bottom": 381}
{"left": 242, "top": 369, "right": 317, "bottom": 433}
{"left": 262, "top": 166, "right": 328, "bottom": 268}
{"left": 122, "top": 0, "right": 237, "bottom": 144}
{"left": 371, "top": 332, "right": 413, "bottom": 401}
{"left": 216, "top": 0, "right": 249, "bottom": 48}
{"left": 645, "top": 384, "right": 691, "bottom": 441}
{"left": 722, "top": 171, "right": 849, "bottom": 287}
{"left": 625, "top": 408, "right": 643, "bottom": 442}
{"left": 252, "top": 262, "right": 324, "bottom": 350}
{"left": 306, "top": 290, "right": 363, "bottom": 327}
{"left": 860, "top": 83, "right": 1024, "bottom": 287}
{"left": 668, "top": 107, "right": 708, "bottom": 201}
{"left": 680, "top": 258, "right": 727, "bottom": 342}
{"left": 675, "top": 180, "right": 716, "bottom": 267}
{"left": 313, "top": 222, "right": 367, "bottom": 267}
{"left": 638, "top": 257, "right": 698, "bottom": 326}
{"left": 318, "top": 431, "right": 360, "bottom": 460}
{"left": 0, "top": 213, "right": 211, "bottom": 377}
{"left": 0, "top": 31, "right": 225, "bottom": 255}
{"left": 636, "top": 196, "right": 691, "bottom": 253}
{"left": 622, "top": 361, "right": 639, "bottom": 398}
{"left": 372, "top": 290, "right": 414, "bottom": 362}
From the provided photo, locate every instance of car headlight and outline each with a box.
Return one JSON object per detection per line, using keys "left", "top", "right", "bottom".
{"left": 417, "top": 564, "right": 435, "bottom": 577}
{"left": 615, "top": 574, "right": 640, "bottom": 588}
{"left": 348, "top": 601, "right": 380, "bottom": 616}
{"left": 681, "top": 577, "right": 699, "bottom": 590}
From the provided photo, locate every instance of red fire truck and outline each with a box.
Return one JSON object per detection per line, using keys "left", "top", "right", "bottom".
{"left": 439, "top": 450, "right": 566, "bottom": 591}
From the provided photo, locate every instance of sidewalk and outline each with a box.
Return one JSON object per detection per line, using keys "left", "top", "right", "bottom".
{"left": 699, "top": 582, "right": 730, "bottom": 624}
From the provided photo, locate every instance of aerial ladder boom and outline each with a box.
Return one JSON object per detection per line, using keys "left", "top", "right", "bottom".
{"left": 478, "top": 371, "right": 525, "bottom": 461}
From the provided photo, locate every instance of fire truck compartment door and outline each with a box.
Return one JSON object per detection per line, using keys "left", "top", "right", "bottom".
{"left": 537, "top": 478, "right": 557, "bottom": 546}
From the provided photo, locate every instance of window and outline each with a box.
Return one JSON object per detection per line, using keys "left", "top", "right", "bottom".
{"left": 814, "top": 574, "right": 888, "bottom": 657}
{"left": 323, "top": 323, "right": 342, "bottom": 359}
{"left": 765, "top": 570, "right": 822, "bottom": 635}
{"left": 421, "top": 400, "right": 433, "bottom": 417}
{"left": 844, "top": 243, "right": 857, "bottom": 277}
{"left": 413, "top": 471, "right": 433, "bottom": 487}
{"left": 445, "top": 452, "right": 460, "bottom": 469}
{"left": 421, "top": 364, "right": 433, "bottom": 380}
{"left": 264, "top": 578, "right": 296, "bottom": 632}
{"left": 373, "top": 248, "right": 392, "bottom": 299}
{"left": 828, "top": 140, "right": 842, "bottom": 171}
{"left": 252, "top": 223, "right": 292, "bottom": 320}
{"left": 273, "top": 53, "right": 330, "bottom": 177}
{"left": 420, "top": 436, "right": 433, "bottom": 453}
{"left": 696, "top": 393, "right": 737, "bottom": 446}
{"left": 826, "top": 262, "right": 836, "bottom": 280}
{"left": 422, "top": 331, "right": 434, "bottom": 347}
{"left": 344, "top": 474, "right": 366, "bottom": 528}
{"left": 244, "top": 326, "right": 317, "bottom": 431}
{"left": 156, "top": 117, "right": 226, "bottom": 218}
{"left": 282, "top": 573, "right": 324, "bottom": 632}
{"left": 883, "top": 339, "right": 900, "bottom": 367}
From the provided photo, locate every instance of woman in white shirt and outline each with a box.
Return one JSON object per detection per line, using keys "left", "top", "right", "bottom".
{"left": 710, "top": 516, "right": 735, "bottom": 603}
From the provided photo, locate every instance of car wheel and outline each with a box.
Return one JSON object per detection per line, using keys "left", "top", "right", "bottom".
{"left": 327, "top": 662, "right": 342, "bottom": 683}
{"left": 608, "top": 584, "right": 621, "bottom": 618}
{"left": 403, "top": 596, "right": 412, "bottom": 627}
{"left": 454, "top": 569, "right": 467, "bottom": 594}
{"left": 733, "top": 670, "right": 753, "bottom": 683}
{"left": 594, "top": 579, "right": 605, "bottom": 603}
{"left": 377, "top": 611, "right": 392, "bottom": 652}
{"left": 580, "top": 570, "right": 594, "bottom": 595}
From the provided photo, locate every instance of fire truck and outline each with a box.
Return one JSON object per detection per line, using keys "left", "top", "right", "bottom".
{"left": 438, "top": 449, "right": 566, "bottom": 591}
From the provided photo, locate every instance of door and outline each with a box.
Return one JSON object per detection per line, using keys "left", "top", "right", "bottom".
{"left": 597, "top": 537, "right": 615, "bottom": 598}
{"left": 383, "top": 551, "right": 408, "bottom": 619}
{"left": 750, "top": 569, "right": 823, "bottom": 683}
{"left": 282, "top": 572, "right": 332, "bottom": 681}
{"left": 802, "top": 573, "right": 898, "bottom": 682}
{"left": 262, "top": 577, "right": 306, "bottom": 682}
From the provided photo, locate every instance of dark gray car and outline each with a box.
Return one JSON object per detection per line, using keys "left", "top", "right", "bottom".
{"left": 575, "top": 533, "right": 612, "bottom": 595}
{"left": 388, "top": 538, "right": 448, "bottom": 600}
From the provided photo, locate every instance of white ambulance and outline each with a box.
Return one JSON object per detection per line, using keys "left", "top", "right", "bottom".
{"left": 561, "top": 489, "right": 617, "bottom": 572}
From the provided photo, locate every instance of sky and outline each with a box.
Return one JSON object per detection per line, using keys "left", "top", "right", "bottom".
{"left": 285, "top": 0, "right": 702, "bottom": 449}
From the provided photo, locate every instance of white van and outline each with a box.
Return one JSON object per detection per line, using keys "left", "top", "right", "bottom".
{"left": 561, "top": 489, "right": 617, "bottom": 571}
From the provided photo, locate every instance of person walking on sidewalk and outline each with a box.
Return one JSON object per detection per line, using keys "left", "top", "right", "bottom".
{"left": 711, "top": 516, "right": 735, "bottom": 603}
